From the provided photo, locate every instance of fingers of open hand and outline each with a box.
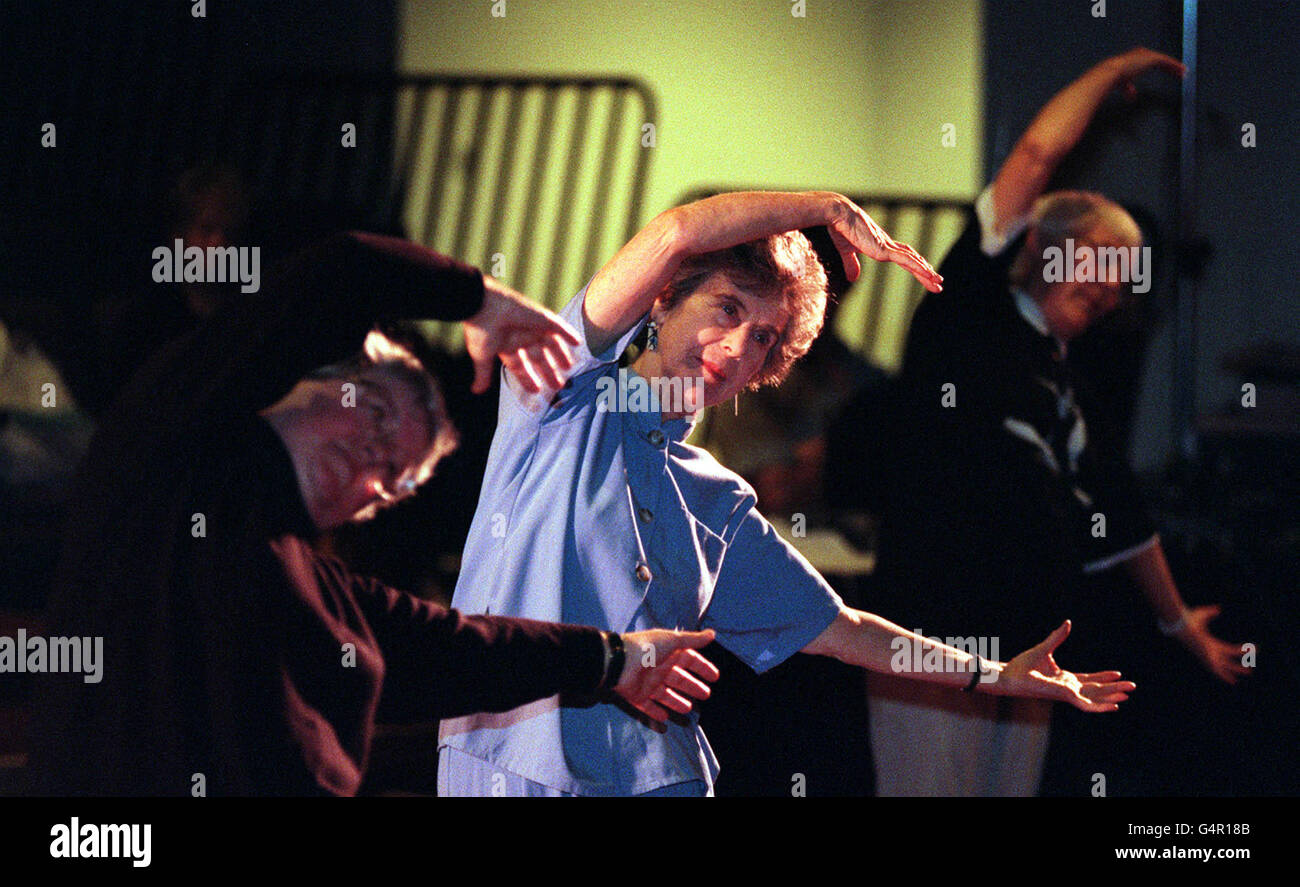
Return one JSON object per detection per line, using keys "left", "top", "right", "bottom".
{"left": 850, "top": 208, "right": 939, "bottom": 288}
{"left": 1079, "top": 680, "right": 1134, "bottom": 705}
{"left": 469, "top": 355, "right": 494, "bottom": 394}
{"left": 630, "top": 688, "right": 688, "bottom": 726}
{"left": 843, "top": 213, "right": 890, "bottom": 260}
{"left": 1140, "top": 50, "right": 1187, "bottom": 77}
{"left": 1065, "top": 673, "right": 1137, "bottom": 711}
{"left": 551, "top": 334, "right": 577, "bottom": 370}
{"left": 520, "top": 328, "right": 576, "bottom": 371}
{"left": 1118, "top": 48, "right": 1186, "bottom": 78}
{"left": 1033, "top": 653, "right": 1063, "bottom": 679}
{"left": 496, "top": 324, "right": 577, "bottom": 389}
{"left": 1066, "top": 683, "right": 1120, "bottom": 713}
{"left": 654, "top": 686, "right": 692, "bottom": 715}
{"left": 524, "top": 343, "right": 565, "bottom": 391}
{"left": 674, "top": 648, "right": 721, "bottom": 683}
{"left": 828, "top": 228, "right": 862, "bottom": 282}
{"left": 664, "top": 662, "right": 712, "bottom": 703}
{"left": 1206, "top": 642, "right": 1252, "bottom": 682}
{"left": 1076, "top": 698, "right": 1120, "bottom": 713}
{"left": 509, "top": 296, "right": 584, "bottom": 347}
{"left": 1211, "top": 661, "right": 1243, "bottom": 685}
{"left": 501, "top": 349, "right": 543, "bottom": 394}
{"left": 633, "top": 698, "right": 672, "bottom": 727}
{"left": 1191, "top": 604, "right": 1222, "bottom": 624}
{"left": 1034, "top": 620, "right": 1072, "bottom": 659}
{"left": 888, "top": 243, "right": 943, "bottom": 292}
{"left": 833, "top": 219, "right": 941, "bottom": 292}
{"left": 1071, "top": 671, "right": 1124, "bottom": 684}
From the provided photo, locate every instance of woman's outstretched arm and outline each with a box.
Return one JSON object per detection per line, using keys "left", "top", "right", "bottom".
{"left": 803, "top": 608, "right": 1136, "bottom": 713}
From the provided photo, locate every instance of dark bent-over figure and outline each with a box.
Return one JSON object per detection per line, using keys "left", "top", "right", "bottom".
{"left": 28, "top": 232, "right": 718, "bottom": 796}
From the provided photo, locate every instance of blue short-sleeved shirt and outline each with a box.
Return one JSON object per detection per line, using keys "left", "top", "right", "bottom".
{"left": 438, "top": 287, "right": 844, "bottom": 795}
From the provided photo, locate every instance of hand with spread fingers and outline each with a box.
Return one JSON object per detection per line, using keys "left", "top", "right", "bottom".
{"left": 613, "top": 629, "right": 721, "bottom": 727}
{"left": 1174, "top": 605, "right": 1253, "bottom": 685}
{"left": 990, "top": 620, "right": 1137, "bottom": 713}
{"left": 463, "top": 276, "right": 583, "bottom": 394}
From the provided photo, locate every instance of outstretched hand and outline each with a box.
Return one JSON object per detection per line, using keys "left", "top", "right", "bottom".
{"left": 1174, "top": 605, "right": 1253, "bottom": 685}
{"left": 994, "top": 620, "right": 1136, "bottom": 713}
{"left": 613, "top": 629, "right": 720, "bottom": 727}
{"left": 825, "top": 197, "right": 944, "bottom": 293}
{"left": 462, "top": 277, "right": 582, "bottom": 394}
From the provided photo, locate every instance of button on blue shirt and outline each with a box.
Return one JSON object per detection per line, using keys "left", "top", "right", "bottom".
{"left": 439, "top": 287, "right": 844, "bottom": 795}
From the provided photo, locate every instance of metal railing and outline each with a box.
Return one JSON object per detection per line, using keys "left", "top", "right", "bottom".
{"left": 224, "top": 73, "right": 658, "bottom": 328}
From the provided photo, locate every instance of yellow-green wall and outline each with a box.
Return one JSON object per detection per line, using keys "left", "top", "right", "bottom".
{"left": 401, "top": 0, "right": 982, "bottom": 214}
{"left": 398, "top": 0, "right": 984, "bottom": 367}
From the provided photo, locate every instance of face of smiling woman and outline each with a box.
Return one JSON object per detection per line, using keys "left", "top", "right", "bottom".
{"left": 630, "top": 271, "right": 790, "bottom": 419}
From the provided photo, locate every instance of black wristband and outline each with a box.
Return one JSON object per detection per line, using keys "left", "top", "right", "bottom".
{"left": 962, "top": 655, "right": 983, "bottom": 692}
{"left": 601, "top": 631, "right": 626, "bottom": 691}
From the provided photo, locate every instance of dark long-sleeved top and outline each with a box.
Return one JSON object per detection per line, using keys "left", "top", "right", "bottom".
{"left": 28, "top": 232, "right": 608, "bottom": 796}
{"left": 870, "top": 212, "right": 1155, "bottom": 654}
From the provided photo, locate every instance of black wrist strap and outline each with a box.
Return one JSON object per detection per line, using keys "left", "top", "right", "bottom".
{"left": 601, "top": 631, "right": 626, "bottom": 691}
{"left": 962, "top": 655, "right": 983, "bottom": 692}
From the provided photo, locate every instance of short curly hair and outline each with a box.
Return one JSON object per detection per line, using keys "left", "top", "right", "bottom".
{"left": 659, "top": 231, "right": 828, "bottom": 390}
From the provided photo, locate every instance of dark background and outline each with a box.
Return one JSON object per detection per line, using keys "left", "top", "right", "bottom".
{"left": 1, "top": 0, "right": 1295, "bottom": 796}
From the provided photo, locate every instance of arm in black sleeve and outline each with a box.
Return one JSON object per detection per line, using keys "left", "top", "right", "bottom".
{"left": 345, "top": 570, "right": 608, "bottom": 723}
{"left": 129, "top": 231, "right": 486, "bottom": 428}
{"left": 936, "top": 211, "right": 1013, "bottom": 298}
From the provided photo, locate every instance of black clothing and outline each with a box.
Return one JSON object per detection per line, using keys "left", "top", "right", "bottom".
{"left": 29, "top": 232, "right": 607, "bottom": 796}
{"left": 871, "top": 213, "right": 1155, "bottom": 654}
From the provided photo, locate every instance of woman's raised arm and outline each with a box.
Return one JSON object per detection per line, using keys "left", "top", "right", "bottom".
{"left": 582, "top": 191, "right": 943, "bottom": 355}
{"left": 988, "top": 48, "right": 1185, "bottom": 236}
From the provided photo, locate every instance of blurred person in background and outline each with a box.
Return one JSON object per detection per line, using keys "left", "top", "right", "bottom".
{"left": 862, "top": 49, "right": 1247, "bottom": 797}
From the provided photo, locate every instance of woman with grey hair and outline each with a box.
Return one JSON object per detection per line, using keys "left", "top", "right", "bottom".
{"left": 440, "top": 189, "right": 1137, "bottom": 797}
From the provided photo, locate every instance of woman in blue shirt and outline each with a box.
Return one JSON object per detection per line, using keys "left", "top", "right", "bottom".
{"left": 439, "top": 190, "right": 1136, "bottom": 796}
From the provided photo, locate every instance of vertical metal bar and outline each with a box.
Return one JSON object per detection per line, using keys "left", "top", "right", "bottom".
{"left": 580, "top": 87, "right": 628, "bottom": 283}
{"left": 544, "top": 83, "right": 594, "bottom": 302}
{"left": 482, "top": 83, "right": 527, "bottom": 274}
{"left": 859, "top": 202, "right": 899, "bottom": 350}
{"left": 451, "top": 84, "right": 498, "bottom": 262}
{"left": 1175, "top": 0, "right": 1200, "bottom": 460}
{"left": 624, "top": 84, "right": 657, "bottom": 243}
{"left": 421, "top": 82, "right": 463, "bottom": 246}
{"left": 513, "top": 86, "right": 560, "bottom": 299}
{"left": 385, "top": 83, "right": 429, "bottom": 232}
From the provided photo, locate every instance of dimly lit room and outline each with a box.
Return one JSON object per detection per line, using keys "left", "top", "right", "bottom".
{"left": 2, "top": 0, "right": 1295, "bottom": 838}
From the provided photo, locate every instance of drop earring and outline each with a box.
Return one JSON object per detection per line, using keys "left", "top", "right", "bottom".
{"left": 646, "top": 320, "right": 659, "bottom": 351}
{"left": 733, "top": 394, "right": 739, "bottom": 416}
